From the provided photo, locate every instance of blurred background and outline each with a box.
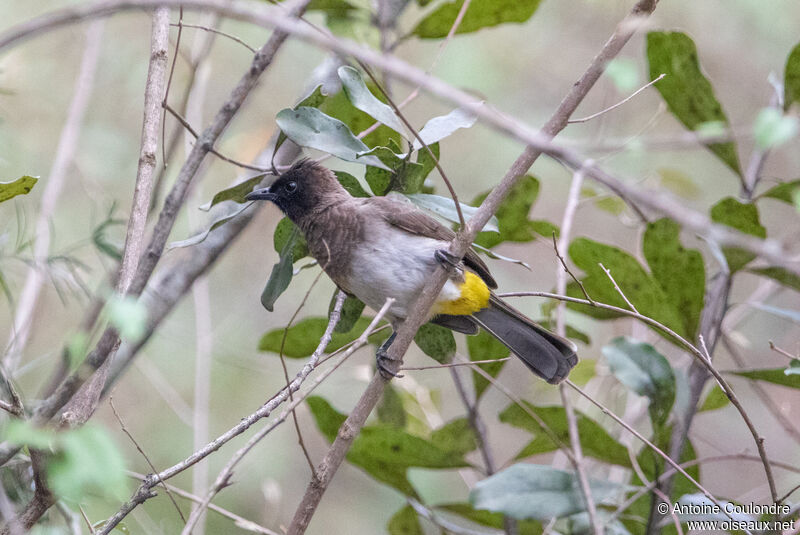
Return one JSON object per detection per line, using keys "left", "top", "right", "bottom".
{"left": 1, "top": 0, "right": 799, "bottom": 533}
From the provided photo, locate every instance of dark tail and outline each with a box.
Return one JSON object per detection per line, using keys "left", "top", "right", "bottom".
{"left": 472, "top": 296, "right": 578, "bottom": 384}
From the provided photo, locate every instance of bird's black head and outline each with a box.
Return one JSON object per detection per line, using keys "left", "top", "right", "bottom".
{"left": 245, "top": 159, "right": 346, "bottom": 224}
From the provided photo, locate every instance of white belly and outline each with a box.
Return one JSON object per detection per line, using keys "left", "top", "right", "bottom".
{"left": 344, "top": 230, "right": 461, "bottom": 324}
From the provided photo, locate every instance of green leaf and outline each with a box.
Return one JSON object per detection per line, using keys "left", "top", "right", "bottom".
{"left": 605, "top": 58, "right": 640, "bottom": 92}
{"left": 439, "top": 503, "right": 543, "bottom": 534}
{"left": 307, "top": 396, "right": 469, "bottom": 496}
{"left": 647, "top": 31, "right": 741, "bottom": 176}
{"left": 731, "top": 367, "right": 800, "bottom": 389}
{"left": 411, "top": 107, "right": 478, "bottom": 150}
{"left": 362, "top": 142, "right": 424, "bottom": 195}
{"left": 307, "top": 0, "right": 357, "bottom": 12}
{"left": 710, "top": 197, "right": 766, "bottom": 272}
{"left": 430, "top": 418, "right": 477, "bottom": 456}
{"left": 338, "top": 66, "right": 405, "bottom": 133}
{"left": 473, "top": 176, "right": 545, "bottom": 248}
{"left": 470, "top": 464, "right": 623, "bottom": 521}
{"left": 414, "top": 323, "right": 456, "bottom": 364}
{"left": 201, "top": 173, "right": 267, "bottom": 210}
{"left": 748, "top": 266, "right": 800, "bottom": 292}
{"left": 408, "top": 142, "right": 439, "bottom": 194}
{"left": 0, "top": 176, "right": 37, "bottom": 203}
{"left": 259, "top": 316, "right": 389, "bottom": 358}
{"left": 404, "top": 193, "right": 499, "bottom": 232}
{"left": 3, "top": 420, "right": 57, "bottom": 449}
{"left": 319, "top": 85, "right": 400, "bottom": 149}
{"left": 412, "top": 0, "right": 543, "bottom": 39}
{"left": 499, "top": 402, "right": 631, "bottom": 468}
{"left": 275, "top": 107, "right": 390, "bottom": 169}
{"left": 658, "top": 168, "right": 701, "bottom": 199}
{"left": 467, "top": 329, "right": 510, "bottom": 398}
{"left": 92, "top": 211, "right": 125, "bottom": 261}
{"left": 753, "top": 107, "right": 799, "bottom": 149}
{"left": 602, "top": 337, "right": 675, "bottom": 429}
{"left": 335, "top": 170, "right": 369, "bottom": 198}
{"left": 784, "top": 41, "right": 800, "bottom": 111}
{"left": 168, "top": 203, "right": 249, "bottom": 249}
{"left": 563, "top": 359, "right": 596, "bottom": 387}
{"left": 274, "top": 85, "right": 329, "bottom": 155}
{"left": 105, "top": 296, "right": 147, "bottom": 342}
{"left": 48, "top": 426, "right": 128, "bottom": 502}
{"left": 329, "top": 292, "right": 365, "bottom": 333}
{"left": 261, "top": 224, "right": 301, "bottom": 312}
{"left": 273, "top": 217, "right": 309, "bottom": 260}
{"left": 698, "top": 385, "right": 730, "bottom": 412}
{"left": 377, "top": 383, "right": 407, "bottom": 428}
{"left": 388, "top": 505, "right": 423, "bottom": 535}
{"left": 759, "top": 179, "right": 800, "bottom": 204}
{"left": 567, "top": 238, "right": 685, "bottom": 337}
{"left": 643, "top": 218, "right": 705, "bottom": 339}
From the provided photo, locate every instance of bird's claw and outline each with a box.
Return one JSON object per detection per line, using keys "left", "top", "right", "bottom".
{"left": 376, "top": 348, "right": 403, "bottom": 379}
{"left": 435, "top": 249, "right": 461, "bottom": 272}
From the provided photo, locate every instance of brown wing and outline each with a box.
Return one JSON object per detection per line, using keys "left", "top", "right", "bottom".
{"left": 365, "top": 196, "right": 497, "bottom": 289}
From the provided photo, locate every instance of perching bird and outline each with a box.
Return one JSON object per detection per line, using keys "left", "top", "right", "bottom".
{"left": 246, "top": 159, "right": 577, "bottom": 384}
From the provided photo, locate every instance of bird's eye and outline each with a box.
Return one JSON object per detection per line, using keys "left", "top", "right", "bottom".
{"left": 284, "top": 181, "right": 298, "bottom": 193}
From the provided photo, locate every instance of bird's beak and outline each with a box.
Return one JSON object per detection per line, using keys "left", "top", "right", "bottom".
{"left": 245, "top": 187, "right": 277, "bottom": 202}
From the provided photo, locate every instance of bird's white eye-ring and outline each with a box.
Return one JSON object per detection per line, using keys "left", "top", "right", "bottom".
{"left": 285, "top": 181, "right": 297, "bottom": 193}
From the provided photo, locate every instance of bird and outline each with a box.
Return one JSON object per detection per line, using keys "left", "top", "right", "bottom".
{"left": 246, "top": 159, "right": 578, "bottom": 384}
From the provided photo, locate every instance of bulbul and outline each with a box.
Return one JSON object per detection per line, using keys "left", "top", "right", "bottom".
{"left": 246, "top": 160, "right": 578, "bottom": 384}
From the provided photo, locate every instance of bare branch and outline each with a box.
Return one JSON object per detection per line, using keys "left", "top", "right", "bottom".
{"left": 171, "top": 22, "right": 256, "bottom": 53}
{"left": 109, "top": 398, "right": 186, "bottom": 522}
{"left": 125, "top": 471, "right": 280, "bottom": 534}
{"left": 568, "top": 73, "right": 665, "bottom": 123}
{"left": 554, "top": 166, "right": 600, "bottom": 535}
{"left": 56, "top": 5, "right": 171, "bottom": 429}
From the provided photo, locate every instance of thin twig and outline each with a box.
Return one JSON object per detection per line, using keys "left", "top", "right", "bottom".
{"left": 276, "top": 272, "right": 329, "bottom": 479}
{"left": 125, "top": 471, "right": 280, "bottom": 534}
{"left": 162, "top": 7, "right": 183, "bottom": 168}
{"left": 163, "top": 102, "right": 270, "bottom": 172}
{"left": 599, "top": 262, "right": 639, "bottom": 314}
{"left": 357, "top": 61, "right": 466, "bottom": 229}
{"left": 568, "top": 73, "right": 665, "bottom": 123}
{"left": 171, "top": 22, "right": 256, "bottom": 53}
{"left": 769, "top": 340, "right": 799, "bottom": 361}
{"left": 108, "top": 398, "right": 186, "bottom": 522}
{"left": 724, "top": 337, "right": 800, "bottom": 445}
{"left": 501, "top": 290, "right": 780, "bottom": 504}
{"left": 566, "top": 380, "right": 746, "bottom": 528}
{"left": 554, "top": 167, "right": 600, "bottom": 535}
{"left": 100, "top": 295, "right": 382, "bottom": 534}
{"left": 401, "top": 357, "right": 512, "bottom": 370}
{"left": 178, "top": 298, "right": 392, "bottom": 535}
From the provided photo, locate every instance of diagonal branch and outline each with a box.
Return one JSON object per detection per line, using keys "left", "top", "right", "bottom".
{"left": 286, "top": 2, "right": 661, "bottom": 532}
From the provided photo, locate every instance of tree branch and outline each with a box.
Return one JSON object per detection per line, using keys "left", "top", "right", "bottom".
{"left": 286, "top": 2, "right": 661, "bottom": 532}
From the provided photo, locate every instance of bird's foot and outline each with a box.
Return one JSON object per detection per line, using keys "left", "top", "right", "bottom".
{"left": 435, "top": 249, "right": 461, "bottom": 273}
{"left": 376, "top": 347, "right": 403, "bottom": 379}
{"left": 375, "top": 332, "right": 402, "bottom": 379}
